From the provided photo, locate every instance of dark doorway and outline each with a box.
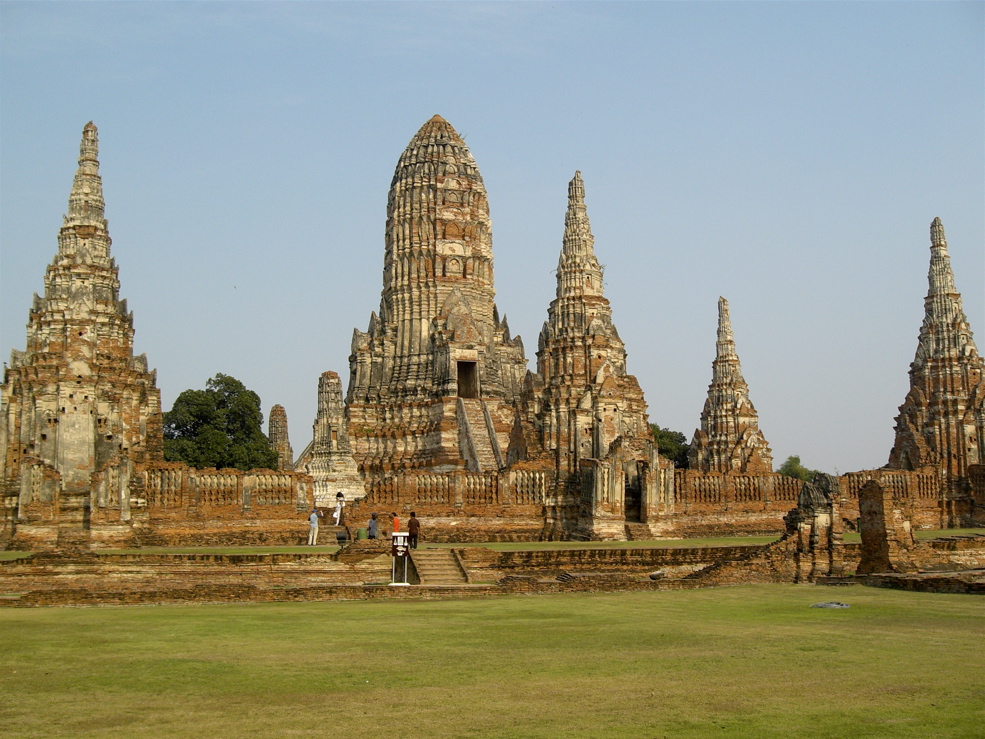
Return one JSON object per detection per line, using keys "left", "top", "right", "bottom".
{"left": 457, "top": 361, "right": 478, "bottom": 398}
{"left": 624, "top": 463, "right": 642, "bottom": 523}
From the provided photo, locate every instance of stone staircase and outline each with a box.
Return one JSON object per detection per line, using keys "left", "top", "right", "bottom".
{"left": 55, "top": 528, "right": 93, "bottom": 551}
{"left": 410, "top": 548, "right": 469, "bottom": 585}
{"left": 624, "top": 523, "right": 653, "bottom": 541}
{"left": 458, "top": 399, "right": 501, "bottom": 472}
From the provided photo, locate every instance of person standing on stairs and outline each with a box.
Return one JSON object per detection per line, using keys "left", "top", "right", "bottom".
{"left": 307, "top": 507, "right": 322, "bottom": 546}
{"left": 407, "top": 511, "right": 420, "bottom": 549}
{"left": 333, "top": 492, "right": 345, "bottom": 526}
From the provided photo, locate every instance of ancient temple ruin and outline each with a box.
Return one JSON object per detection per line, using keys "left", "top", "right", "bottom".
{"left": 346, "top": 115, "right": 528, "bottom": 477}
{"left": 0, "top": 123, "right": 164, "bottom": 546}
{"left": 1, "top": 123, "right": 312, "bottom": 550}
{"left": 689, "top": 297, "right": 773, "bottom": 474}
{"left": 888, "top": 217, "right": 985, "bottom": 489}
{"left": 335, "top": 121, "right": 675, "bottom": 539}
{"left": 3, "top": 119, "right": 982, "bottom": 550}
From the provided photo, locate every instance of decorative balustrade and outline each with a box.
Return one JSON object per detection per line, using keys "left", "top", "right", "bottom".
{"left": 511, "top": 470, "right": 553, "bottom": 506}
{"left": 674, "top": 468, "right": 942, "bottom": 510}
{"left": 252, "top": 473, "right": 295, "bottom": 506}
{"left": 138, "top": 464, "right": 310, "bottom": 512}
{"left": 414, "top": 474, "right": 452, "bottom": 506}
{"left": 463, "top": 473, "right": 497, "bottom": 506}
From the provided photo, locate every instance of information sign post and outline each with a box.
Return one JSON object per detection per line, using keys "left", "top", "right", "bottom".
{"left": 390, "top": 531, "right": 410, "bottom": 585}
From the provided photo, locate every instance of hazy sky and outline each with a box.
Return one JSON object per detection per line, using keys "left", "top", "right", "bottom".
{"left": 1, "top": 1, "right": 982, "bottom": 475}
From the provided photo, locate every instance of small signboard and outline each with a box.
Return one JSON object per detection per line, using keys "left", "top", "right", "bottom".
{"left": 390, "top": 531, "right": 411, "bottom": 585}
{"left": 391, "top": 531, "right": 410, "bottom": 558}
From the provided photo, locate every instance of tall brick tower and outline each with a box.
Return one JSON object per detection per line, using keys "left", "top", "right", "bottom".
{"left": 267, "top": 405, "right": 294, "bottom": 471}
{"left": 1, "top": 123, "right": 163, "bottom": 544}
{"left": 346, "top": 116, "right": 527, "bottom": 477}
{"left": 888, "top": 218, "right": 984, "bottom": 484}
{"left": 531, "top": 172, "right": 663, "bottom": 538}
{"left": 534, "top": 172, "right": 649, "bottom": 475}
{"left": 689, "top": 297, "right": 773, "bottom": 474}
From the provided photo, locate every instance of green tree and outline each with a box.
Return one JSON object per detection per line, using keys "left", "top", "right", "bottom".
{"left": 777, "top": 455, "right": 818, "bottom": 482}
{"left": 650, "top": 425, "right": 691, "bottom": 468}
{"left": 163, "top": 373, "right": 278, "bottom": 471}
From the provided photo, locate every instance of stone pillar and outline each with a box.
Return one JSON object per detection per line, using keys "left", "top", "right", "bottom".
{"left": 856, "top": 479, "right": 917, "bottom": 574}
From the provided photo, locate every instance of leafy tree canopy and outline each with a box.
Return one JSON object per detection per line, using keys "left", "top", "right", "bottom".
{"left": 650, "top": 425, "right": 691, "bottom": 469}
{"left": 777, "top": 455, "right": 819, "bottom": 482}
{"left": 163, "top": 373, "right": 278, "bottom": 471}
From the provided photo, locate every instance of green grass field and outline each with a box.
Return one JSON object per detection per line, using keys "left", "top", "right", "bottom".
{"left": 1, "top": 585, "right": 982, "bottom": 738}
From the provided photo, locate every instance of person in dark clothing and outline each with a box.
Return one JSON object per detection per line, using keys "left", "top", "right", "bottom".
{"left": 407, "top": 511, "right": 420, "bottom": 549}
{"left": 367, "top": 512, "right": 379, "bottom": 539}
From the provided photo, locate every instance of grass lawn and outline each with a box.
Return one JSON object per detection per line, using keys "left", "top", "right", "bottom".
{"left": 1, "top": 586, "right": 982, "bottom": 738}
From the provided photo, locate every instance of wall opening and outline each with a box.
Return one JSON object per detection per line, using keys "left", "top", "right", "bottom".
{"left": 457, "top": 361, "right": 479, "bottom": 399}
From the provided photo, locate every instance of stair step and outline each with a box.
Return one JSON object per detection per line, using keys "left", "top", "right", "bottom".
{"left": 624, "top": 523, "right": 652, "bottom": 541}
{"left": 411, "top": 549, "right": 468, "bottom": 585}
{"left": 459, "top": 399, "right": 500, "bottom": 471}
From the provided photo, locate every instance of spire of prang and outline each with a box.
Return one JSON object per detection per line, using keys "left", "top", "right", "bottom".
{"left": 557, "top": 171, "right": 604, "bottom": 300}
{"left": 712, "top": 296, "right": 742, "bottom": 379}
{"left": 921, "top": 217, "right": 974, "bottom": 357}
{"left": 534, "top": 172, "right": 649, "bottom": 480}
{"left": 562, "top": 171, "right": 591, "bottom": 253}
{"left": 66, "top": 122, "right": 107, "bottom": 233}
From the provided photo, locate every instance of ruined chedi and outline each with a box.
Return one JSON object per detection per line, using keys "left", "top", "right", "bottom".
{"left": 888, "top": 218, "right": 984, "bottom": 485}
{"left": 346, "top": 115, "right": 527, "bottom": 477}
{"left": 1, "top": 123, "right": 163, "bottom": 537}
{"left": 689, "top": 297, "right": 773, "bottom": 473}
{"left": 532, "top": 172, "right": 650, "bottom": 477}
{"left": 296, "top": 371, "right": 365, "bottom": 505}
{"left": 267, "top": 404, "right": 294, "bottom": 471}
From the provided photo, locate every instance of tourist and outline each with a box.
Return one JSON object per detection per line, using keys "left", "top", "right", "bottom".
{"left": 407, "top": 511, "right": 420, "bottom": 549}
{"left": 391, "top": 512, "right": 400, "bottom": 534}
{"left": 333, "top": 491, "right": 345, "bottom": 526}
{"left": 367, "top": 512, "right": 379, "bottom": 539}
{"left": 307, "top": 507, "right": 321, "bottom": 546}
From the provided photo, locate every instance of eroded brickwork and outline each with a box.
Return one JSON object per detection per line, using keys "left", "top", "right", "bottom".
{"left": 856, "top": 478, "right": 917, "bottom": 574}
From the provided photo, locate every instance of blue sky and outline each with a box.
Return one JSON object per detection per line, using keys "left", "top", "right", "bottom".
{"left": 1, "top": 1, "right": 982, "bottom": 474}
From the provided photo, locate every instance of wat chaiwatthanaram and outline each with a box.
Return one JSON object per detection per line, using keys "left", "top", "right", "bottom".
{"left": 2, "top": 117, "right": 983, "bottom": 560}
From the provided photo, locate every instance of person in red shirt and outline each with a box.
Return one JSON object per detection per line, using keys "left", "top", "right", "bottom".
{"left": 390, "top": 512, "right": 400, "bottom": 534}
{"left": 407, "top": 511, "right": 420, "bottom": 549}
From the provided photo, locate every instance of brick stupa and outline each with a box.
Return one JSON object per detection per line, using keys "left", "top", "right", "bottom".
{"left": 1, "top": 123, "right": 163, "bottom": 545}
{"left": 888, "top": 217, "right": 985, "bottom": 485}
